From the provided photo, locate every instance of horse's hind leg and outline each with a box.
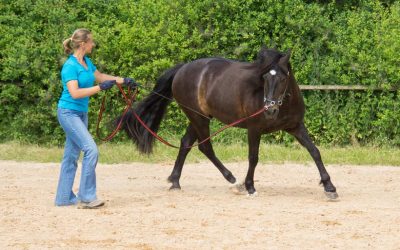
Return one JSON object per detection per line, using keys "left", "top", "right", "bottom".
{"left": 168, "top": 124, "right": 197, "bottom": 190}
{"left": 286, "top": 122, "right": 338, "bottom": 199}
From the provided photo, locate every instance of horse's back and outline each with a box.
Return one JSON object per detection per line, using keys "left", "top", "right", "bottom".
{"left": 172, "top": 58, "right": 258, "bottom": 121}
{"left": 174, "top": 58, "right": 235, "bottom": 82}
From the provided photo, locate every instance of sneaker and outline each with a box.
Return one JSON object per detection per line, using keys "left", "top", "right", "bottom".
{"left": 77, "top": 199, "right": 105, "bottom": 209}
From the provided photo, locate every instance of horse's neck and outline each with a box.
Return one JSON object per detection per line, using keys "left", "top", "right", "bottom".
{"left": 283, "top": 72, "right": 300, "bottom": 104}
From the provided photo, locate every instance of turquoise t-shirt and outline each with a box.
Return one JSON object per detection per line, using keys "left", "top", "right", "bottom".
{"left": 58, "top": 55, "right": 97, "bottom": 112}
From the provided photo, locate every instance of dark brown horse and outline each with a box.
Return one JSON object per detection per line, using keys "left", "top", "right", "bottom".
{"left": 120, "top": 48, "right": 338, "bottom": 199}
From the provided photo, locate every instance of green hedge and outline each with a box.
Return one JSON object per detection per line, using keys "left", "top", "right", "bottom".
{"left": 0, "top": 0, "right": 399, "bottom": 146}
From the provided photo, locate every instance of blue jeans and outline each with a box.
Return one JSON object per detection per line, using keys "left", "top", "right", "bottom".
{"left": 55, "top": 108, "right": 99, "bottom": 206}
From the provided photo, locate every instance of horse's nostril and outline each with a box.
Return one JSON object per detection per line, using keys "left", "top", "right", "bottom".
{"left": 266, "top": 108, "right": 277, "bottom": 115}
{"left": 265, "top": 107, "right": 279, "bottom": 119}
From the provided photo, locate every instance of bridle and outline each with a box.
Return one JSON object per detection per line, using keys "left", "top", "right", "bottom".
{"left": 262, "top": 69, "right": 290, "bottom": 110}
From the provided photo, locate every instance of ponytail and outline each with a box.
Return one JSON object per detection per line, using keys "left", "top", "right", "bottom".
{"left": 63, "top": 38, "right": 73, "bottom": 54}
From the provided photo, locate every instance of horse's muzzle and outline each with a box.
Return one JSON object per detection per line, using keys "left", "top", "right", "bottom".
{"left": 264, "top": 105, "right": 279, "bottom": 119}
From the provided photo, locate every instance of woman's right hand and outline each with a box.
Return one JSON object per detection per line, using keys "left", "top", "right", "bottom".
{"left": 123, "top": 78, "right": 138, "bottom": 88}
{"left": 99, "top": 80, "right": 116, "bottom": 90}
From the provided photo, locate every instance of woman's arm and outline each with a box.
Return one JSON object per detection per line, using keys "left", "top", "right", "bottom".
{"left": 94, "top": 70, "right": 123, "bottom": 84}
{"left": 67, "top": 70, "right": 123, "bottom": 99}
{"left": 67, "top": 80, "right": 101, "bottom": 99}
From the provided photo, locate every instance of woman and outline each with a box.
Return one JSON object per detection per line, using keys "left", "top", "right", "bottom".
{"left": 55, "top": 28, "right": 136, "bottom": 208}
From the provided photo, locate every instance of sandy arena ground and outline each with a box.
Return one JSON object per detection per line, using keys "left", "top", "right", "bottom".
{"left": 1, "top": 160, "right": 400, "bottom": 249}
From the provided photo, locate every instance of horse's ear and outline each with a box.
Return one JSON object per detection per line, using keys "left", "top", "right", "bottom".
{"left": 286, "top": 49, "right": 292, "bottom": 58}
{"left": 279, "top": 49, "right": 291, "bottom": 74}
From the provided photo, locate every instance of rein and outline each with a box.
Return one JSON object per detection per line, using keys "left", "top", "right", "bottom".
{"left": 96, "top": 85, "right": 270, "bottom": 148}
{"left": 96, "top": 84, "right": 138, "bottom": 141}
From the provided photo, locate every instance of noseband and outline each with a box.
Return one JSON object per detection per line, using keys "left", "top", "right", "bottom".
{"left": 264, "top": 97, "right": 283, "bottom": 107}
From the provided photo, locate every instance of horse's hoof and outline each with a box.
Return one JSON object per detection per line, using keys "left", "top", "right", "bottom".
{"left": 324, "top": 191, "right": 339, "bottom": 200}
{"left": 230, "top": 181, "right": 246, "bottom": 195}
{"left": 247, "top": 191, "right": 258, "bottom": 198}
{"left": 169, "top": 180, "right": 181, "bottom": 190}
{"left": 226, "top": 173, "right": 237, "bottom": 184}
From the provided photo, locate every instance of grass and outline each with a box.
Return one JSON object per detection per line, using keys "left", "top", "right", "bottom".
{"left": 0, "top": 141, "right": 399, "bottom": 166}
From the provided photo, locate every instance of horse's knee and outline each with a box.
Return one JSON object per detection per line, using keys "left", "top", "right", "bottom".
{"left": 180, "top": 136, "right": 193, "bottom": 148}
{"left": 311, "top": 147, "right": 321, "bottom": 157}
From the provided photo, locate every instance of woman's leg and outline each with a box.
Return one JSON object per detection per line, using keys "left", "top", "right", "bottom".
{"left": 55, "top": 109, "right": 82, "bottom": 205}
{"left": 77, "top": 112, "right": 99, "bottom": 202}
{"left": 55, "top": 136, "right": 81, "bottom": 205}
{"left": 55, "top": 108, "right": 99, "bottom": 205}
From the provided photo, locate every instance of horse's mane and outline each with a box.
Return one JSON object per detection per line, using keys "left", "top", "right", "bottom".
{"left": 254, "top": 47, "right": 285, "bottom": 71}
{"left": 239, "top": 47, "right": 285, "bottom": 73}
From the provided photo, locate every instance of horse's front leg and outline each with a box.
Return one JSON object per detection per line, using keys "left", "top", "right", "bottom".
{"left": 246, "top": 129, "right": 262, "bottom": 196}
{"left": 232, "top": 129, "right": 261, "bottom": 196}
{"left": 286, "top": 122, "right": 338, "bottom": 200}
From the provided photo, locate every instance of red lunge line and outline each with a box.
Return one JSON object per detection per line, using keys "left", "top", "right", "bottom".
{"left": 97, "top": 86, "right": 268, "bottom": 148}
{"left": 96, "top": 85, "right": 137, "bottom": 141}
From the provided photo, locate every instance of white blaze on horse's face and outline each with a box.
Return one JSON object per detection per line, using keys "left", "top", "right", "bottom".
{"left": 263, "top": 69, "right": 281, "bottom": 106}
{"left": 262, "top": 67, "right": 289, "bottom": 119}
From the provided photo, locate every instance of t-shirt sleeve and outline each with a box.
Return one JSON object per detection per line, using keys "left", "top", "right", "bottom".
{"left": 61, "top": 64, "right": 78, "bottom": 83}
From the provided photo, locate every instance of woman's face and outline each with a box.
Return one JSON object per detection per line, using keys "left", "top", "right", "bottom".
{"left": 82, "top": 34, "right": 96, "bottom": 54}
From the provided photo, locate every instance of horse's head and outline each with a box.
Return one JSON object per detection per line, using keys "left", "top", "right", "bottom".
{"left": 262, "top": 51, "right": 291, "bottom": 120}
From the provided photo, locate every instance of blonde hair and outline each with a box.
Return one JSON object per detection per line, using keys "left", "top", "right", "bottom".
{"left": 62, "top": 28, "right": 92, "bottom": 54}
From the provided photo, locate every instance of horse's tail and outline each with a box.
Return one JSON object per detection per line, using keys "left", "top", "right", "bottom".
{"left": 118, "top": 64, "right": 184, "bottom": 154}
